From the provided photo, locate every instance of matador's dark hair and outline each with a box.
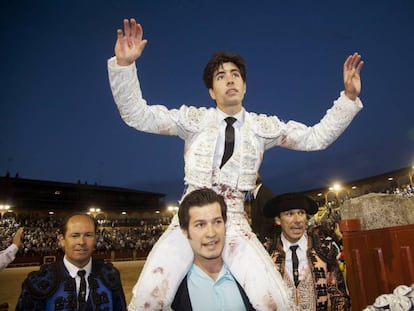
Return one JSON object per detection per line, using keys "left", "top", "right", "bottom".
{"left": 178, "top": 188, "right": 227, "bottom": 230}
{"left": 202, "top": 51, "right": 247, "bottom": 89}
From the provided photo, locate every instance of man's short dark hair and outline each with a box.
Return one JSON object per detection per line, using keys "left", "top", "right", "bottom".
{"left": 203, "top": 51, "right": 247, "bottom": 89}
{"left": 178, "top": 188, "right": 227, "bottom": 230}
{"left": 59, "top": 213, "right": 97, "bottom": 236}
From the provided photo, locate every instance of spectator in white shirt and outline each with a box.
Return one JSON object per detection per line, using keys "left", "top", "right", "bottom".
{"left": 0, "top": 227, "right": 23, "bottom": 271}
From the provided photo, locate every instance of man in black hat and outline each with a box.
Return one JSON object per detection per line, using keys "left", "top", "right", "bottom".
{"left": 263, "top": 192, "right": 350, "bottom": 311}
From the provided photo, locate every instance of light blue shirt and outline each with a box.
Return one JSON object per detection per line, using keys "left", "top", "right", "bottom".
{"left": 187, "top": 263, "right": 247, "bottom": 311}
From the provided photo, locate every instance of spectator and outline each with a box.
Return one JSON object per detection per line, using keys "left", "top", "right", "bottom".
{"left": 0, "top": 227, "right": 23, "bottom": 271}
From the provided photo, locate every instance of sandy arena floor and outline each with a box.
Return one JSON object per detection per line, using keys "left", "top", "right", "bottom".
{"left": 0, "top": 260, "right": 145, "bottom": 310}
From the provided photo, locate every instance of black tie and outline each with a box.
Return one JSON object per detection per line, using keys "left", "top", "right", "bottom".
{"left": 220, "top": 117, "right": 236, "bottom": 168}
{"left": 77, "top": 270, "right": 87, "bottom": 309}
{"left": 290, "top": 245, "right": 300, "bottom": 287}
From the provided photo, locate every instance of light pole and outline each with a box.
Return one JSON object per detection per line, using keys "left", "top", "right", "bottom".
{"left": 167, "top": 205, "right": 179, "bottom": 215}
{"left": 325, "top": 183, "right": 342, "bottom": 207}
{"left": 409, "top": 165, "right": 414, "bottom": 186}
{"left": 0, "top": 204, "right": 11, "bottom": 219}
{"left": 333, "top": 183, "right": 342, "bottom": 206}
{"left": 333, "top": 184, "right": 342, "bottom": 206}
{"left": 88, "top": 207, "right": 101, "bottom": 218}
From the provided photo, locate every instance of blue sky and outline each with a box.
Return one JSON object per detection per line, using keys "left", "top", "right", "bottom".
{"left": 1, "top": 0, "right": 413, "bottom": 204}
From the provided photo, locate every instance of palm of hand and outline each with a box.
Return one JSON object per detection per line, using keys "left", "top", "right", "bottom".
{"left": 114, "top": 19, "right": 148, "bottom": 66}
{"left": 115, "top": 39, "right": 144, "bottom": 65}
{"left": 344, "top": 69, "right": 361, "bottom": 99}
{"left": 343, "top": 53, "right": 364, "bottom": 100}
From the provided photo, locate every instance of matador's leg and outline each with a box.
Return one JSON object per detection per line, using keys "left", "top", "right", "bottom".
{"left": 128, "top": 215, "right": 193, "bottom": 311}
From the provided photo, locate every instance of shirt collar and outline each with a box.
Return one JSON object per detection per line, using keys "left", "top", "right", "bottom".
{"left": 63, "top": 256, "right": 92, "bottom": 278}
{"left": 281, "top": 233, "right": 307, "bottom": 253}
{"left": 253, "top": 183, "right": 263, "bottom": 198}
{"left": 216, "top": 107, "right": 244, "bottom": 124}
{"left": 189, "top": 262, "right": 232, "bottom": 282}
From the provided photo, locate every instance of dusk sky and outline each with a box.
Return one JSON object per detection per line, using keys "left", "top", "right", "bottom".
{"left": 1, "top": 0, "right": 413, "bottom": 205}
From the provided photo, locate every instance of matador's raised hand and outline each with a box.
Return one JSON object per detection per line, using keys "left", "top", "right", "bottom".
{"left": 115, "top": 18, "right": 148, "bottom": 66}
{"left": 343, "top": 52, "right": 364, "bottom": 101}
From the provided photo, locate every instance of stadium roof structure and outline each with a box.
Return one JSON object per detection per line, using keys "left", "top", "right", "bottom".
{"left": 0, "top": 175, "right": 166, "bottom": 214}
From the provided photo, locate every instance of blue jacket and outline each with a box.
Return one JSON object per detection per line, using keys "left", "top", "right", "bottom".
{"left": 16, "top": 259, "right": 127, "bottom": 311}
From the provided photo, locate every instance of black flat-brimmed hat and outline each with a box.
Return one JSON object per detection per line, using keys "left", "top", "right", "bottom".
{"left": 263, "top": 192, "right": 318, "bottom": 217}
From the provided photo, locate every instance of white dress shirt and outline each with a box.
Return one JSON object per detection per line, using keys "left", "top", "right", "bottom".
{"left": 281, "top": 233, "right": 308, "bottom": 283}
{"left": 214, "top": 109, "right": 243, "bottom": 168}
{"left": 63, "top": 256, "right": 92, "bottom": 298}
{"left": 0, "top": 244, "right": 18, "bottom": 271}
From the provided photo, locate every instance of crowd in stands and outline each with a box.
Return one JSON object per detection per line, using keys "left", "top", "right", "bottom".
{"left": 1, "top": 184, "right": 412, "bottom": 258}
{"left": 394, "top": 184, "right": 413, "bottom": 196}
{"left": 1, "top": 210, "right": 342, "bottom": 258}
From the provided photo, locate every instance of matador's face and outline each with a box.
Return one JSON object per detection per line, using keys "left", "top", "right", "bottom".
{"left": 209, "top": 62, "right": 246, "bottom": 114}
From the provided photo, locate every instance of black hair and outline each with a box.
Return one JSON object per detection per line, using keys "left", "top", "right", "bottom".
{"left": 202, "top": 51, "right": 246, "bottom": 89}
{"left": 178, "top": 188, "right": 227, "bottom": 230}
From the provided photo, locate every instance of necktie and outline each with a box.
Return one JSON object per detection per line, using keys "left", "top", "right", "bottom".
{"left": 290, "top": 245, "right": 300, "bottom": 287}
{"left": 77, "top": 270, "right": 87, "bottom": 309}
{"left": 220, "top": 117, "right": 236, "bottom": 168}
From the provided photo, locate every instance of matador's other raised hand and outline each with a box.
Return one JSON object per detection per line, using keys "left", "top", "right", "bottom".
{"left": 115, "top": 18, "right": 148, "bottom": 66}
{"left": 343, "top": 52, "right": 364, "bottom": 101}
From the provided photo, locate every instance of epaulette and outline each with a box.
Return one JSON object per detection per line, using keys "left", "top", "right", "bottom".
{"left": 246, "top": 112, "right": 281, "bottom": 138}
{"left": 179, "top": 105, "right": 211, "bottom": 131}
{"left": 93, "top": 260, "right": 121, "bottom": 291}
{"left": 23, "top": 263, "right": 60, "bottom": 299}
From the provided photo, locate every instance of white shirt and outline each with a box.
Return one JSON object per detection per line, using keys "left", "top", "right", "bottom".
{"left": 281, "top": 233, "right": 308, "bottom": 283}
{"left": 0, "top": 244, "right": 18, "bottom": 271}
{"left": 214, "top": 109, "right": 243, "bottom": 168}
{"left": 63, "top": 256, "right": 92, "bottom": 298}
{"left": 252, "top": 183, "right": 263, "bottom": 199}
